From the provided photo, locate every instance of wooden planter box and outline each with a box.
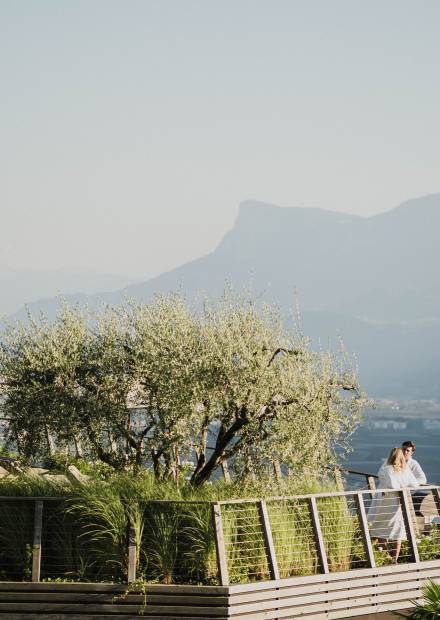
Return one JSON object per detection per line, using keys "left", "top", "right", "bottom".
{"left": 1, "top": 559, "right": 439, "bottom": 620}
{"left": 1, "top": 487, "right": 439, "bottom": 618}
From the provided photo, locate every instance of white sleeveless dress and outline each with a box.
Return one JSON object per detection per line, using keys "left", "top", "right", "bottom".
{"left": 368, "top": 465, "right": 419, "bottom": 541}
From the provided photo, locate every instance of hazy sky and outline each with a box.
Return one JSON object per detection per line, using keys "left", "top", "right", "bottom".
{"left": 1, "top": 1, "right": 439, "bottom": 280}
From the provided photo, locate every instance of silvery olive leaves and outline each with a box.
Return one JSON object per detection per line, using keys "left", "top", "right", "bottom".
{"left": 0, "top": 293, "right": 367, "bottom": 484}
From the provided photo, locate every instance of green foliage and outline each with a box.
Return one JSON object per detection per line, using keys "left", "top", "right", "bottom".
{"left": 63, "top": 482, "right": 129, "bottom": 580}
{"left": 0, "top": 445, "right": 19, "bottom": 459}
{"left": 42, "top": 451, "right": 117, "bottom": 482}
{"left": 0, "top": 473, "right": 71, "bottom": 497}
{"left": 372, "top": 545, "right": 395, "bottom": 566}
{"left": 141, "top": 507, "right": 179, "bottom": 584}
{"left": 222, "top": 502, "right": 270, "bottom": 583}
{"left": 418, "top": 525, "right": 440, "bottom": 562}
{"left": 0, "top": 293, "right": 367, "bottom": 485}
{"left": 398, "top": 579, "right": 440, "bottom": 619}
{"left": 2, "top": 472, "right": 437, "bottom": 587}
{"left": 43, "top": 452, "right": 115, "bottom": 480}
{"left": 113, "top": 578, "right": 148, "bottom": 615}
{"left": 269, "top": 499, "right": 319, "bottom": 577}
{"left": 0, "top": 471, "right": 345, "bottom": 584}
{"left": 318, "top": 496, "right": 358, "bottom": 572}
{"left": 178, "top": 503, "right": 217, "bottom": 583}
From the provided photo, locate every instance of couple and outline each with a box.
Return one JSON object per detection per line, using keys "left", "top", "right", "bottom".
{"left": 368, "top": 441, "right": 427, "bottom": 561}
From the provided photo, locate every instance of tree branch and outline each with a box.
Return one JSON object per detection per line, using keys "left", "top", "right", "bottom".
{"left": 267, "top": 347, "right": 301, "bottom": 367}
{"left": 190, "top": 414, "right": 248, "bottom": 486}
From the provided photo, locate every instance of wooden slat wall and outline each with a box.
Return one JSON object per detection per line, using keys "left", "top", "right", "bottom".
{"left": 227, "top": 560, "right": 440, "bottom": 620}
{"left": 1, "top": 559, "right": 440, "bottom": 620}
{"left": 0, "top": 582, "right": 230, "bottom": 620}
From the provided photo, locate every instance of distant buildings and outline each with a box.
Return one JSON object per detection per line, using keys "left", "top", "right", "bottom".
{"left": 370, "top": 420, "right": 407, "bottom": 430}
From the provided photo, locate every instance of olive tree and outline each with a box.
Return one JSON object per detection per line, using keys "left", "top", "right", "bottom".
{"left": 0, "top": 295, "right": 367, "bottom": 484}
{"left": 185, "top": 298, "right": 364, "bottom": 485}
{"left": 0, "top": 307, "right": 89, "bottom": 459}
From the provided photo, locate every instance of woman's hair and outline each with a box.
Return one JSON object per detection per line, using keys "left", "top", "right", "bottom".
{"left": 387, "top": 447, "right": 406, "bottom": 472}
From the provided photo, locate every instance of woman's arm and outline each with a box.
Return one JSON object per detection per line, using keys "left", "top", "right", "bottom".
{"left": 404, "top": 468, "right": 420, "bottom": 489}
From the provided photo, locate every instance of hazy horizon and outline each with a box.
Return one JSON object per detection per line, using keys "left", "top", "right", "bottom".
{"left": 1, "top": 193, "right": 438, "bottom": 282}
{"left": 2, "top": 1, "right": 440, "bottom": 280}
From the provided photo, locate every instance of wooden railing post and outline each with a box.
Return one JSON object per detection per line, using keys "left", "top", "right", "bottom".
{"left": 258, "top": 500, "right": 280, "bottom": 580}
{"left": 334, "top": 468, "right": 344, "bottom": 491}
{"left": 127, "top": 519, "right": 137, "bottom": 583}
{"left": 355, "top": 492, "right": 376, "bottom": 568}
{"left": 308, "top": 497, "right": 329, "bottom": 574}
{"left": 32, "top": 500, "right": 43, "bottom": 582}
{"left": 212, "top": 503, "right": 229, "bottom": 585}
{"left": 399, "top": 490, "right": 420, "bottom": 563}
{"left": 432, "top": 487, "right": 440, "bottom": 515}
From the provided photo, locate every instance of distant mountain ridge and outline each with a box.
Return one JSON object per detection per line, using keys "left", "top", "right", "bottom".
{"left": 4, "top": 193, "right": 440, "bottom": 399}
{"left": 114, "top": 194, "right": 440, "bottom": 322}
{"left": 0, "top": 268, "right": 135, "bottom": 317}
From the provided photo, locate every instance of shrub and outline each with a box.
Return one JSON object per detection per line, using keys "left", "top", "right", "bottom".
{"left": 398, "top": 579, "right": 440, "bottom": 619}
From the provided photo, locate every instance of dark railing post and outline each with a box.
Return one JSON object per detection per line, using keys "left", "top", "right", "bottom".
{"left": 258, "top": 500, "right": 280, "bottom": 580}
{"left": 355, "top": 492, "right": 376, "bottom": 568}
{"left": 399, "top": 490, "right": 420, "bottom": 563}
{"left": 127, "top": 519, "right": 137, "bottom": 583}
{"left": 308, "top": 497, "right": 329, "bottom": 574}
{"left": 32, "top": 500, "right": 43, "bottom": 582}
{"left": 212, "top": 503, "right": 229, "bottom": 585}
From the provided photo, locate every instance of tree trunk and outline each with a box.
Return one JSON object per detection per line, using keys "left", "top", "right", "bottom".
{"left": 190, "top": 417, "right": 247, "bottom": 486}
{"left": 45, "top": 426, "right": 56, "bottom": 455}
{"left": 73, "top": 436, "right": 84, "bottom": 457}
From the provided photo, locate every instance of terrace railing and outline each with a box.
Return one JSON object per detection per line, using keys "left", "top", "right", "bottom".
{"left": 214, "top": 485, "right": 440, "bottom": 584}
{"left": 0, "top": 486, "right": 439, "bottom": 586}
{"left": 331, "top": 465, "right": 379, "bottom": 490}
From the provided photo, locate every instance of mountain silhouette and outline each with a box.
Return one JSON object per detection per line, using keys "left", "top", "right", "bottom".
{"left": 0, "top": 267, "right": 135, "bottom": 317}
{"left": 5, "top": 193, "right": 440, "bottom": 399}
{"left": 108, "top": 193, "right": 440, "bottom": 323}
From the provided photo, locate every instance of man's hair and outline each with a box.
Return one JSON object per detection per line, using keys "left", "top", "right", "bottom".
{"left": 402, "top": 440, "right": 416, "bottom": 451}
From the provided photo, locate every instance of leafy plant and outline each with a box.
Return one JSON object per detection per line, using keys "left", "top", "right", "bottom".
{"left": 178, "top": 503, "right": 217, "bottom": 583}
{"left": 63, "top": 482, "right": 129, "bottom": 580}
{"left": 0, "top": 472, "right": 70, "bottom": 497}
{"left": 318, "top": 495, "right": 357, "bottom": 572}
{"left": 113, "top": 578, "right": 148, "bottom": 615}
{"left": 372, "top": 545, "right": 395, "bottom": 567}
{"left": 418, "top": 526, "right": 440, "bottom": 562}
{"left": 141, "top": 506, "right": 179, "bottom": 584}
{"left": 0, "top": 470, "right": 380, "bottom": 585}
{"left": 221, "top": 502, "right": 269, "bottom": 583}
{"left": 268, "top": 499, "right": 319, "bottom": 577}
{"left": 397, "top": 579, "right": 440, "bottom": 619}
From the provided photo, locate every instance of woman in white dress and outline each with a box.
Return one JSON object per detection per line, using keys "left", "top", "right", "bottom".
{"left": 368, "top": 447, "right": 419, "bottom": 561}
